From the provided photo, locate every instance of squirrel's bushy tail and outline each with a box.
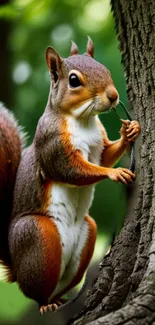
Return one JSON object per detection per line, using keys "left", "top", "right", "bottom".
{"left": 0, "top": 103, "right": 25, "bottom": 281}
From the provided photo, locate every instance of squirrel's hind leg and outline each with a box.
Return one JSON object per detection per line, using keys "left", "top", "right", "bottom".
{"left": 65, "top": 215, "right": 96, "bottom": 291}
{"left": 9, "top": 215, "right": 62, "bottom": 308}
{"left": 50, "top": 215, "right": 97, "bottom": 303}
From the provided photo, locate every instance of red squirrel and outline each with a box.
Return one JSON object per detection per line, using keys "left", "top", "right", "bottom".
{"left": 0, "top": 38, "right": 140, "bottom": 314}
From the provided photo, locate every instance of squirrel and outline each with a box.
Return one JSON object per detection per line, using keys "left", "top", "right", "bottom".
{"left": 0, "top": 37, "right": 140, "bottom": 314}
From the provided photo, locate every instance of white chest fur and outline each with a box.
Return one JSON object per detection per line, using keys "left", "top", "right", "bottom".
{"left": 67, "top": 115, "right": 103, "bottom": 164}
{"left": 48, "top": 116, "right": 104, "bottom": 297}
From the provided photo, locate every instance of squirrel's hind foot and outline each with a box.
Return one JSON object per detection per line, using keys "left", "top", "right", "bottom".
{"left": 40, "top": 298, "right": 67, "bottom": 314}
{"left": 40, "top": 303, "right": 59, "bottom": 314}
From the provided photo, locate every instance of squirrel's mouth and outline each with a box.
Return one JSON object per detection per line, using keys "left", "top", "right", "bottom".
{"left": 72, "top": 94, "right": 119, "bottom": 119}
{"left": 92, "top": 94, "right": 119, "bottom": 115}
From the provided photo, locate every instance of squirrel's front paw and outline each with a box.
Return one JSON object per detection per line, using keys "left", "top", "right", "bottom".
{"left": 108, "top": 167, "right": 135, "bottom": 185}
{"left": 126, "top": 120, "right": 141, "bottom": 142}
{"left": 120, "top": 119, "right": 141, "bottom": 143}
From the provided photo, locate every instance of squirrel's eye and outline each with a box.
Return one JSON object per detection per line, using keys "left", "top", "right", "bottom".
{"left": 69, "top": 73, "right": 82, "bottom": 88}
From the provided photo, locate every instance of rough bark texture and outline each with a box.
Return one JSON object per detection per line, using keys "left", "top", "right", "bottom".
{"left": 68, "top": 1, "right": 155, "bottom": 324}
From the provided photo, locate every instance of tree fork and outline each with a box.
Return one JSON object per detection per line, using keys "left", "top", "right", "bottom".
{"left": 69, "top": 1, "right": 155, "bottom": 324}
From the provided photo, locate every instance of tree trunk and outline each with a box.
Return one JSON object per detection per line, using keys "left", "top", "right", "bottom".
{"left": 69, "top": 1, "right": 155, "bottom": 324}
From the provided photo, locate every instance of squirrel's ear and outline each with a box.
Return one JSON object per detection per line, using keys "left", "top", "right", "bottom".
{"left": 46, "top": 47, "right": 62, "bottom": 83}
{"left": 70, "top": 41, "right": 79, "bottom": 56}
{"left": 86, "top": 36, "right": 94, "bottom": 58}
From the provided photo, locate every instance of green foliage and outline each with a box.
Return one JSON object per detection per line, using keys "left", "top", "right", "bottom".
{"left": 0, "top": 281, "right": 31, "bottom": 324}
{"left": 0, "top": 0, "right": 130, "bottom": 322}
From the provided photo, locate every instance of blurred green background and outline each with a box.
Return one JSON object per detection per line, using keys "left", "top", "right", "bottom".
{"left": 0, "top": 0, "right": 130, "bottom": 323}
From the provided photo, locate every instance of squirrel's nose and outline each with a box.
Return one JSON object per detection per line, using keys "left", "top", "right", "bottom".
{"left": 106, "top": 87, "right": 118, "bottom": 103}
{"left": 108, "top": 93, "right": 118, "bottom": 103}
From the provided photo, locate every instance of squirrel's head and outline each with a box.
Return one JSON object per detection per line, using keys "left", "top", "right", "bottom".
{"left": 46, "top": 37, "right": 119, "bottom": 118}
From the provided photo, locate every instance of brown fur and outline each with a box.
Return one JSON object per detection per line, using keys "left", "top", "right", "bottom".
{"left": 9, "top": 215, "right": 61, "bottom": 305}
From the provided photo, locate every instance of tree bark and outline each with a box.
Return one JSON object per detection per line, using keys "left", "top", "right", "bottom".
{"left": 69, "top": 1, "right": 155, "bottom": 324}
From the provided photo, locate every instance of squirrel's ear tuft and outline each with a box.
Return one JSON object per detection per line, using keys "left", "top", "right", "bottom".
{"left": 46, "top": 47, "right": 62, "bottom": 84}
{"left": 70, "top": 41, "right": 79, "bottom": 56}
{"left": 86, "top": 36, "right": 94, "bottom": 58}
